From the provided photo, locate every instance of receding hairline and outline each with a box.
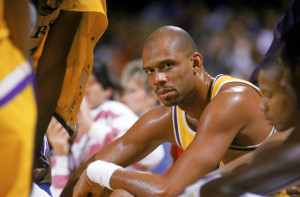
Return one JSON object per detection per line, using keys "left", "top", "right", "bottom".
{"left": 143, "top": 26, "right": 198, "bottom": 57}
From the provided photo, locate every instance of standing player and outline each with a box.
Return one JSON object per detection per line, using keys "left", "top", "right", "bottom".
{"left": 29, "top": 0, "right": 108, "bottom": 195}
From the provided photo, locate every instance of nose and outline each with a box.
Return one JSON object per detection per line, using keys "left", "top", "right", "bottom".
{"left": 259, "top": 98, "right": 268, "bottom": 112}
{"left": 153, "top": 71, "right": 167, "bottom": 86}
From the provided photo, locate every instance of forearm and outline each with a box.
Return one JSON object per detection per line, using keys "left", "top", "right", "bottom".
{"left": 110, "top": 169, "right": 170, "bottom": 197}
{"left": 132, "top": 145, "right": 165, "bottom": 171}
{"left": 208, "top": 130, "right": 292, "bottom": 176}
{"left": 4, "top": 0, "right": 30, "bottom": 57}
{"left": 34, "top": 10, "right": 82, "bottom": 159}
{"left": 112, "top": 149, "right": 219, "bottom": 196}
{"left": 201, "top": 143, "right": 300, "bottom": 196}
{"left": 209, "top": 151, "right": 253, "bottom": 176}
{"left": 62, "top": 138, "right": 149, "bottom": 196}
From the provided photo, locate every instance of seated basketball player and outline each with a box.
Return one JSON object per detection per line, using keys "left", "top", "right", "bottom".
{"left": 62, "top": 25, "right": 275, "bottom": 197}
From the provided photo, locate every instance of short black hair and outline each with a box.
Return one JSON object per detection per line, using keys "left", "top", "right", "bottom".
{"left": 281, "top": 19, "right": 300, "bottom": 72}
{"left": 92, "top": 59, "right": 113, "bottom": 90}
{"left": 281, "top": 20, "right": 300, "bottom": 110}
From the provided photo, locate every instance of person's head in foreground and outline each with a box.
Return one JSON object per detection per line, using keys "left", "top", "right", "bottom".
{"left": 258, "top": 54, "right": 297, "bottom": 131}
{"left": 258, "top": 19, "right": 300, "bottom": 132}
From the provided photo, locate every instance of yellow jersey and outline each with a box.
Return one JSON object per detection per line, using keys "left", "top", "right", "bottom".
{"left": 30, "top": 0, "right": 108, "bottom": 135}
{"left": 172, "top": 74, "right": 274, "bottom": 157}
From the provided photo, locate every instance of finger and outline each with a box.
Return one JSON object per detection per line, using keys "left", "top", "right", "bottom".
{"left": 73, "top": 171, "right": 92, "bottom": 197}
{"left": 73, "top": 185, "right": 89, "bottom": 197}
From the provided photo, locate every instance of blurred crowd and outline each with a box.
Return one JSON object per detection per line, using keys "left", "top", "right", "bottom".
{"left": 95, "top": 0, "right": 289, "bottom": 83}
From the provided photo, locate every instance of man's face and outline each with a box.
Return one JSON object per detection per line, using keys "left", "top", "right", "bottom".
{"left": 258, "top": 68, "right": 296, "bottom": 131}
{"left": 142, "top": 40, "right": 196, "bottom": 106}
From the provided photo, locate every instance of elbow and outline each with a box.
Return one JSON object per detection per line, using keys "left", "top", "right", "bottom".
{"left": 153, "top": 180, "right": 184, "bottom": 197}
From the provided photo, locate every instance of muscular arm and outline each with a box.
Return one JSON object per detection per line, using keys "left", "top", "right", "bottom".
{"left": 107, "top": 92, "right": 250, "bottom": 196}
{"left": 73, "top": 86, "right": 268, "bottom": 196}
{"left": 61, "top": 106, "right": 173, "bottom": 196}
{"left": 208, "top": 129, "right": 291, "bottom": 175}
{"left": 201, "top": 128, "right": 299, "bottom": 197}
{"left": 34, "top": 10, "right": 81, "bottom": 166}
{"left": 4, "top": 0, "right": 30, "bottom": 57}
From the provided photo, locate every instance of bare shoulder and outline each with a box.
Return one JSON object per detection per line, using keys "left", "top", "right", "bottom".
{"left": 201, "top": 81, "right": 263, "bottom": 134}
{"left": 212, "top": 81, "right": 262, "bottom": 111}
{"left": 219, "top": 81, "right": 261, "bottom": 99}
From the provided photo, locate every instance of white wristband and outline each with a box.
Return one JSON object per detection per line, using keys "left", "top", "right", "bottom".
{"left": 86, "top": 160, "right": 122, "bottom": 190}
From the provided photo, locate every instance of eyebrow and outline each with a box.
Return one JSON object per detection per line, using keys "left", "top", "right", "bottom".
{"left": 142, "top": 67, "right": 150, "bottom": 71}
{"left": 143, "top": 59, "right": 176, "bottom": 71}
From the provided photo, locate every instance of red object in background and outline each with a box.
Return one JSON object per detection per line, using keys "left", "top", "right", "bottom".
{"left": 170, "top": 144, "right": 184, "bottom": 163}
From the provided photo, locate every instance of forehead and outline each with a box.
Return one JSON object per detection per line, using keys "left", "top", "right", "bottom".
{"left": 258, "top": 69, "right": 282, "bottom": 90}
{"left": 142, "top": 39, "right": 182, "bottom": 67}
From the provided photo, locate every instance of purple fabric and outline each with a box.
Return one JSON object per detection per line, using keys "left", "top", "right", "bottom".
{"left": 173, "top": 106, "right": 183, "bottom": 148}
{"left": 0, "top": 71, "right": 36, "bottom": 108}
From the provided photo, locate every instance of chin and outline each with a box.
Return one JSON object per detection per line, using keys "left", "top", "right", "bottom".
{"left": 159, "top": 99, "right": 174, "bottom": 107}
{"left": 274, "top": 123, "right": 293, "bottom": 132}
{"left": 161, "top": 102, "right": 173, "bottom": 107}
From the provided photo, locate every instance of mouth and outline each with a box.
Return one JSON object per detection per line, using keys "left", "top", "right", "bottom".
{"left": 264, "top": 114, "right": 273, "bottom": 125}
{"left": 156, "top": 88, "right": 175, "bottom": 100}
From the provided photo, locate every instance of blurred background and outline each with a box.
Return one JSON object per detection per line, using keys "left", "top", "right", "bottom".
{"left": 94, "top": 0, "right": 291, "bottom": 85}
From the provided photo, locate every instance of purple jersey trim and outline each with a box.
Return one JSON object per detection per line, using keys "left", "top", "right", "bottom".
{"left": 215, "top": 74, "right": 224, "bottom": 81}
{"left": 173, "top": 106, "right": 183, "bottom": 148}
{"left": 0, "top": 71, "right": 36, "bottom": 108}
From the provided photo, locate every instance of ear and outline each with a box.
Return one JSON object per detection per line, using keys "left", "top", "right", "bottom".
{"left": 192, "top": 52, "right": 203, "bottom": 75}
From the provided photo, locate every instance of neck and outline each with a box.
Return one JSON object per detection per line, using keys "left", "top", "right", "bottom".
{"left": 179, "top": 72, "right": 213, "bottom": 119}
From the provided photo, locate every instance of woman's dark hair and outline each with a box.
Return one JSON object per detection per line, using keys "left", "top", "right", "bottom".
{"left": 92, "top": 59, "right": 113, "bottom": 90}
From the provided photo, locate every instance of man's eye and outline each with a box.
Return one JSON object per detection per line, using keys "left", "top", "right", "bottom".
{"left": 145, "top": 69, "right": 154, "bottom": 75}
{"left": 163, "top": 63, "right": 173, "bottom": 70}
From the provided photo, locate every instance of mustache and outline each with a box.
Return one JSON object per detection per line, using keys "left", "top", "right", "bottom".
{"left": 155, "top": 85, "right": 175, "bottom": 94}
